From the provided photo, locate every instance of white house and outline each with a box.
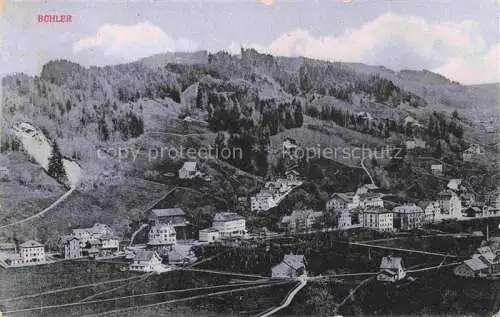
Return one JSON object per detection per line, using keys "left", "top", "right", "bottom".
{"left": 377, "top": 256, "right": 406, "bottom": 282}
{"left": 178, "top": 161, "right": 201, "bottom": 179}
{"left": 361, "top": 207, "right": 394, "bottom": 231}
{"left": 212, "top": 212, "right": 246, "bottom": 238}
{"left": 129, "top": 251, "right": 163, "bottom": 272}
{"left": 7, "top": 240, "right": 46, "bottom": 266}
{"left": 447, "top": 179, "right": 463, "bottom": 192}
{"left": 198, "top": 228, "right": 220, "bottom": 243}
{"left": 326, "top": 193, "right": 355, "bottom": 211}
{"left": 148, "top": 224, "right": 177, "bottom": 247}
{"left": 431, "top": 164, "right": 443, "bottom": 176}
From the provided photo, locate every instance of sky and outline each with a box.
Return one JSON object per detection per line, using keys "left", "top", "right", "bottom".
{"left": 0, "top": 0, "right": 498, "bottom": 84}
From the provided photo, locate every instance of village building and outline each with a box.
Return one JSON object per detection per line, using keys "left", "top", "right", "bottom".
{"left": 377, "top": 256, "right": 406, "bottom": 282}
{"left": 178, "top": 161, "right": 201, "bottom": 179}
{"left": 326, "top": 193, "right": 355, "bottom": 211}
{"left": 454, "top": 258, "right": 489, "bottom": 278}
{"left": 279, "top": 210, "right": 324, "bottom": 232}
{"left": 149, "top": 208, "right": 186, "bottom": 227}
{"left": 166, "top": 245, "right": 196, "bottom": 266}
{"left": 99, "top": 237, "right": 119, "bottom": 256}
{"left": 356, "top": 111, "right": 374, "bottom": 121}
{"left": 285, "top": 169, "right": 300, "bottom": 181}
{"left": 129, "top": 251, "right": 163, "bottom": 272}
{"left": 251, "top": 190, "right": 279, "bottom": 212}
{"left": 361, "top": 207, "right": 394, "bottom": 231}
{"left": 147, "top": 224, "right": 176, "bottom": 254}
{"left": 60, "top": 235, "right": 82, "bottom": 259}
{"left": 331, "top": 208, "right": 353, "bottom": 229}
{"left": 251, "top": 178, "right": 302, "bottom": 213}
{"left": 419, "top": 201, "right": 442, "bottom": 223}
{"left": 464, "top": 206, "right": 483, "bottom": 218}
{"left": 72, "top": 223, "right": 114, "bottom": 245}
{"left": 473, "top": 247, "right": 500, "bottom": 274}
{"left": 212, "top": 212, "right": 246, "bottom": 238}
{"left": 430, "top": 164, "right": 443, "bottom": 176}
{"left": 198, "top": 228, "right": 220, "bottom": 243}
{"left": 7, "top": 240, "right": 46, "bottom": 266}
{"left": 436, "top": 190, "right": 462, "bottom": 219}
{"left": 447, "top": 179, "right": 464, "bottom": 192}
{"left": 392, "top": 204, "right": 425, "bottom": 230}
{"left": 271, "top": 254, "right": 307, "bottom": 278}
{"left": 352, "top": 192, "right": 384, "bottom": 210}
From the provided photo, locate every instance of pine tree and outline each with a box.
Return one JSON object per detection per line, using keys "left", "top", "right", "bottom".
{"left": 48, "top": 141, "right": 67, "bottom": 183}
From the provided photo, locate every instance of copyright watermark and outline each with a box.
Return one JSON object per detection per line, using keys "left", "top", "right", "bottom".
{"left": 97, "top": 145, "right": 243, "bottom": 162}
{"left": 283, "top": 144, "right": 403, "bottom": 161}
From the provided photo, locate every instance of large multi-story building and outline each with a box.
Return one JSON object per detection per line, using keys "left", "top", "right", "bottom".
{"left": 212, "top": 212, "right": 246, "bottom": 238}
{"left": 279, "top": 210, "right": 324, "bottom": 232}
{"left": 148, "top": 224, "right": 177, "bottom": 249}
{"left": 7, "top": 240, "right": 46, "bottom": 266}
{"left": 392, "top": 204, "right": 425, "bottom": 230}
{"left": 436, "top": 190, "right": 462, "bottom": 219}
{"left": 361, "top": 207, "right": 394, "bottom": 231}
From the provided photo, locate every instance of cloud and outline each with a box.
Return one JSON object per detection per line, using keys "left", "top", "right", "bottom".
{"left": 73, "top": 22, "right": 197, "bottom": 63}
{"left": 433, "top": 43, "right": 499, "bottom": 84}
{"left": 246, "top": 12, "right": 497, "bottom": 84}
{"left": 257, "top": 0, "right": 273, "bottom": 5}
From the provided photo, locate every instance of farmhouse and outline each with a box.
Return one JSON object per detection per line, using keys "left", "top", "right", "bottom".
{"left": 198, "top": 228, "right": 220, "bottom": 243}
{"left": 149, "top": 208, "right": 186, "bottom": 227}
{"left": 454, "top": 258, "right": 489, "bottom": 278}
{"left": 178, "top": 161, "right": 201, "bottom": 179}
{"left": 129, "top": 251, "right": 163, "bottom": 272}
{"left": 377, "top": 256, "right": 406, "bottom": 282}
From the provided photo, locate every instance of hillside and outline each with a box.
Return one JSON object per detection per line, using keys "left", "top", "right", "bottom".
{"left": 0, "top": 48, "right": 498, "bottom": 243}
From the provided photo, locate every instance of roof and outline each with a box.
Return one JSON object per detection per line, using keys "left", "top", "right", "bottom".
{"left": 20, "top": 240, "right": 43, "bottom": 248}
{"left": 393, "top": 204, "right": 424, "bottom": 214}
{"left": 282, "top": 254, "right": 306, "bottom": 270}
{"left": 213, "top": 212, "right": 245, "bottom": 222}
{"left": 464, "top": 258, "right": 488, "bottom": 271}
{"left": 380, "top": 256, "right": 403, "bottom": 269}
{"left": 180, "top": 161, "right": 197, "bottom": 171}
{"left": 431, "top": 164, "right": 443, "bottom": 169}
{"left": 330, "top": 192, "right": 355, "bottom": 202}
{"left": 363, "top": 207, "right": 392, "bottom": 214}
{"left": 271, "top": 262, "right": 293, "bottom": 276}
{"left": 60, "top": 235, "right": 80, "bottom": 244}
{"left": 199, "top": 227, "right": 219, "bottom": 233}
{"left": 447, "top": 179, "right": 463, "bottom": 191}
{"left": 150, "top": 224, "right": 176, "bottom": 233}
{"left": 134, "top": 250, "right": 158, "bottom": 262}
{"left": 151, "top": 208, "right": 185, "bottom": 217}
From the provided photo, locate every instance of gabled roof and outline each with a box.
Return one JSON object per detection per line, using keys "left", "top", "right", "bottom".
{"left": 464, "top": 258, "right": 488, "bottom": 271}
{"left": 393, "top": 204, "right": 424, "bottom": 214}
{"left": 151, "top": 208, "right": 185, "bottom": 217}
{"left": 213, "top": 212, "right": 245, "bottom": 222}
{"left": 330, "top": 192, "right": 355, "bottom": 202}
{"left": 380, "top": 256, "right": 403, "bottom": 270}
{"left": 60, "top": 235, "right": 80, "bottom": 244}
{"left": 283, "top": 254, "right": 306, "bottom": 270}
{"left": 20, "top": 240, "right": 43, "bottom": 248}
{"left": 199, "top": 227, "right": 219, "bottom": 233}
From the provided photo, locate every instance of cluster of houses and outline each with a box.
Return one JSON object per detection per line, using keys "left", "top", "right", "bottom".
{"left": 5, "top": 240, "right": 46, "bottom": 267}
{"left": 178, "top": 161, "right": 212, "bottom": 181}
{"left": 60, "top": 223, "right": 120, "bottom": 259}
{"left": 250, "top": 174, "right": 303, "bottom": 213}
{"left": 198, "top": 212, "right": 247, "bottom": 243}
{"left": 454, "top": 244, "right": 500, "bottom": 278}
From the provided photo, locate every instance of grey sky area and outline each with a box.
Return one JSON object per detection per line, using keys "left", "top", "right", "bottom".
{"left": 1, "top": 0, "right": 498, "bottom": 84}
